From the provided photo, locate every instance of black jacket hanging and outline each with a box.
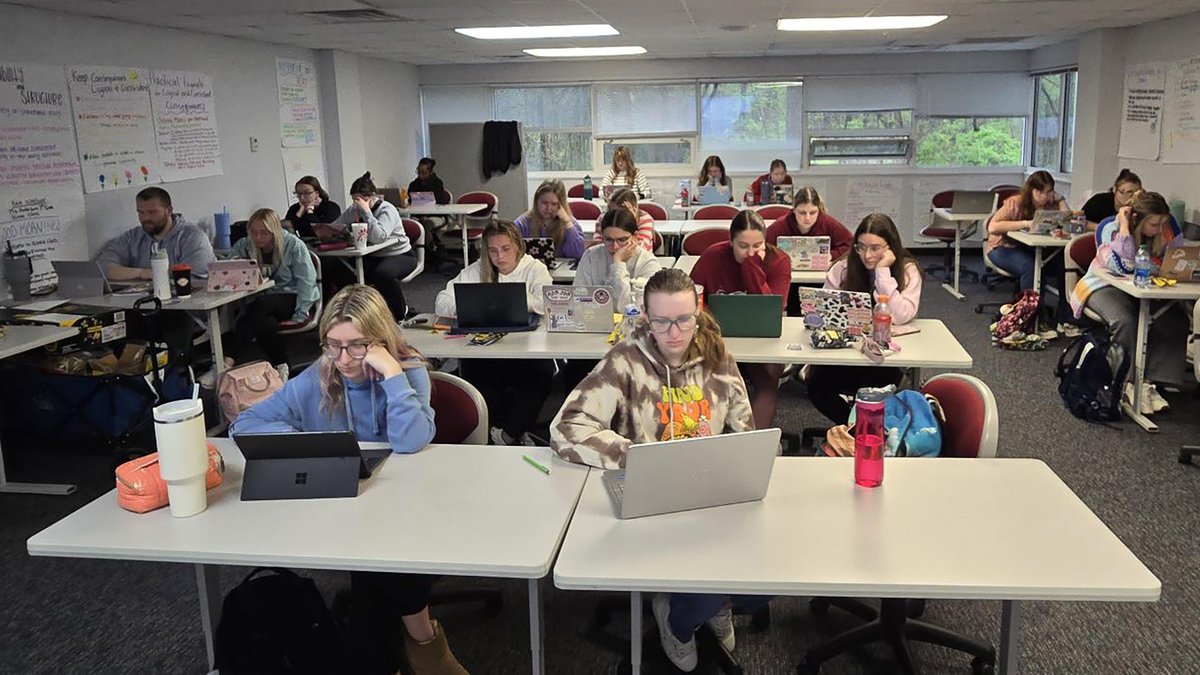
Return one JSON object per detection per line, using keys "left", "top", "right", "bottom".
{"left": 482, "top": 120, "right": 522, "bottom": 177}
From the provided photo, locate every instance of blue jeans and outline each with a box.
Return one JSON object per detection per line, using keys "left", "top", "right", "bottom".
{"left": 667, "top": 593, "right": 772, "bottom": 642}
{"left": 987, "top": 245, "right": 1035, "bottom": 290}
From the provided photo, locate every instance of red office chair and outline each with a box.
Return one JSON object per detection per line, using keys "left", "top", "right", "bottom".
{"left": 568, "top": 183, "right": 601, "bottom": 199}
{"left": 800, "top": 374, "right": 999, "bottom": 675}
{"left": 568, "top": 199, "right": 602, "bottom": 221}
{"left": 681, "top": 227, "right": 728, "bottom": 255}
{"left": 399, "top": 218, "right": 425, "bottom": 283}
{"left": 988, "top": 183, "right": 1021, "bottom": 193}
{"left": 456, "top": 191, "right": 497, "bottom": 239}
{"left": 692, "top": 204, "right": 739, "bottom": 221}
{"left": 921, "top": 190, "right": 981, "bottom": 284}
{"left": 640, "top": 201, "right": 668, "bottom": 221}
{"left": 755, "top": 204, "right": 790, "bottom": 220}
{"left": 652, "top": 228, "right": 665, "bottom": 256}
{"left": 278, "top": 249, "right": 323, "bottom": 336}
{"left": 429, "top": 371, "right": 488, "bottom": 444}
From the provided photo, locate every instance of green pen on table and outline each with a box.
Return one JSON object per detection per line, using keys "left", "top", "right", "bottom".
{"left": 522, "top": 454, "right": 551, "bottom": 475}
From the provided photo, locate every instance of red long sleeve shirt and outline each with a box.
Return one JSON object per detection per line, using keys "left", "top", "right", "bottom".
{"left": 765, "top": 211, "right": 854, "bottom": 261}
{"left": 688, "top": 241, "right": 792, "bottom": 308}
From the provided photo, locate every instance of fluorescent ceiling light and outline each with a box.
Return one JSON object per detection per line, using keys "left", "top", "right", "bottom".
{"left": 456, "top": 24, "right": 618, "bottom": 40}
{"left": 524, "top": 46, "right": 647, "bottom": 58}
{"left": 777, "top": 15, "right": 947, "bottom": 31}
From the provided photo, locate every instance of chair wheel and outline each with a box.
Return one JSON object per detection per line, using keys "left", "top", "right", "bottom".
{"left": 972, "top": 656, "right": 996, "bottom": 675}
{"left": 796, "top": 657, "right": 820, "bottom": 674}
{"left": 809, "top": 598, "right": 830, "bottom": 616}
{"left": 973, "top": 305, "right": 984, "bottom": 314}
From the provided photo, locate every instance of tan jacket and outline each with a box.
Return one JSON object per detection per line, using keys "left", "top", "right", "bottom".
{"left": 550, "top": 327, "right": 754, "bottom": 469}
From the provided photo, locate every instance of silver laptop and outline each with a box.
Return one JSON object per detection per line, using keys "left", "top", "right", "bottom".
{"left": 49, "top": 260, "right": 111, "bottom": 297}
{"left": 602, "top": 428, "right": 781, "bottom": 519}
{"left": 544, "top": 285, "right": 615, "bottom": 333}
{"left": 949, "top": 190, "right": 998, "bottom": 215}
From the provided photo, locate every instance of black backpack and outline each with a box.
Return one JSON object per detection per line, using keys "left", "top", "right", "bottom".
{"left": 1055, "top": 331, "right": 1130, "bottom": 423}
{"left": 214, "top": 568, "right": 342, "bottom": 675}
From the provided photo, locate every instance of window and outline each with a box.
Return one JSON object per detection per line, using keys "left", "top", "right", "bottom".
{"left": 1031, "top": 70, "right": 1076, "bottom": 173}
{"left": 915, "top": 117, "right": 1025, "bottom": 166}
{"left": 806, "top": 110, "right": 913, "bottom": 131}
{"left": 700, "top": 82, "right": 802, "bottom": 151}
{"left": 806, "top": 110, "right": 912, "bottom": 164}
{"left": 600, "top": 138, "right": 694, "bottom": 166}
{"left": 494, "top": 86, "right": 591, "bottom": 171}
{"left": 594, "top": 83, "right": 696, "bottom": 137}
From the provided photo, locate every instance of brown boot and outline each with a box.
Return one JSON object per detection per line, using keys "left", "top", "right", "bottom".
{"left": 403, "top": 620, "right": 469, "bottom": 675}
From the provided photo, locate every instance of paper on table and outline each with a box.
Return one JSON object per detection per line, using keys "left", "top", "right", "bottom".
{"left": 15, "top": 299, "right": 69, "bottom": 312}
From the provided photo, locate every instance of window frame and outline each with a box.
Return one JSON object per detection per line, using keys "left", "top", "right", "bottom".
{"left": 492, "top": 85, "right": 593, "bottom": 173}
{"left": 1030, "top": 69, "right": 1077, "bottom": 174}
{"left": 803, "top": 109, "right": 914, "bottom": 166}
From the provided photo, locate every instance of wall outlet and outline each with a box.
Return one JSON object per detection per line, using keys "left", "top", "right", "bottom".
{"left": 249, "top": 137, "right": 259, "bottom": 153}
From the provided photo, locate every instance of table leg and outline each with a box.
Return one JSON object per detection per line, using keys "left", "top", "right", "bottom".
{"left": 0, "top": 435, "right": 76, "bottom": 495}
{"left": 999, "top": 599, "right": 1020, "bottom": 675}
{"left": 941, "top": 221, "right": 965, "bottom": 300}
{"left": 1121, "top": 298, "right": 1158, "bottom": 433}
{"left": 630, "top": 591, "right": 643, "bottom": 675}
{"left": 460, "top": 214, "right": 469, "bottom": 268}
{"left": 527, "top": 578, "right": 545, "bottom": 675}
{"left": 355, "top": 257, "right": 366, "bottom": 285}
{"left": 197, "top": 563, "right": 222, "bottom": 670}
{"left": 208, "top": 308, "right": 226, "bottom": 379}
{"left": 1032, "top": 246, "right": 1044, "bottom": 333}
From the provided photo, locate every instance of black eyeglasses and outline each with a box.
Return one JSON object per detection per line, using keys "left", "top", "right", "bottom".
{"left": 647, "top": 314, "right": 698, "bottom": 333}
{"left": 321, "top": 342, "right": 371, "bottom": 359}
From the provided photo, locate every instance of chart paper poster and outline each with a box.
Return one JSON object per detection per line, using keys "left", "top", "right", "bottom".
{"left": 277, "top": 58, "right": 320, "bottom": 147}
{"left": 1118, "top": 62, "right": 1165, "bottom": 160}
{"left": 845, "top": 177, "right": 902, "bottom": 233}
{"left": 1163, "top": 56, "right": 1200, "bottom": 164}
{"left": 150, "top": 69, "right": 223, "bottom": 182}
{"left": 0, "top": 62, "right": 87, "bottom": 289}
{"left": 68, "top": 65, "right": 160, "bottom": 192}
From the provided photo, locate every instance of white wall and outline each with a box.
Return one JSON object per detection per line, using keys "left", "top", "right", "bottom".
{"left": 358, "top": 57, "right": 422, "bottom": 191}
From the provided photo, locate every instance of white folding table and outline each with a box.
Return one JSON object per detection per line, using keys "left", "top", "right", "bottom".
{"left": 932, "top": 206, "right": 995, "bottom": 300}
{"left": 314, "top": 240, "right": 393, "bottom": 284}
{"left": 26, "top": 440, "right": 590, "bottom": 675}
{"left": 553, "top": 457, "right": 1161, "bottom": 675}
{"left": 1007, "top": 230, "right": 1070, "bottom": 294}
{"left": 398, "top": 203, "right": 489, "bottom": 267}
{"left": 0, "top": 324, "right": 80, "bottom": 495}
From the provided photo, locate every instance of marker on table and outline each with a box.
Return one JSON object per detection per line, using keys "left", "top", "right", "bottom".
{"left": 522, "top": 454, "right": 551, "bottom": 475}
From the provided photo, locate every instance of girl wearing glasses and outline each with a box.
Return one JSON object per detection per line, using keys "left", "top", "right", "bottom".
{"left": 689, "top": 209, "right": 792, "bottom": 429}
{"left": 1082, "top": 168, "right": 1141, "bottom": 231}
{"left": 593, "top": 187, "right": 656, "bottom": 252}
{"left": 697, "top": 155, "right": 734, "bottom": 199}
{"left": 230, "top": 286, "right": 465, "bottom": 675}
{"left": 283, "top": 175, "right": 342, "bottom": 239}
{"left": 551, "top": 268, "right": 761, "bottom": 672}
{"left": 806, "top": 213, "right": 923, "bottom": 424}
{"left": 435, "top": 219, "right": 554, "bottom": 447}
{"left": 514, "top": 179, "right": 586, "bottom": 260}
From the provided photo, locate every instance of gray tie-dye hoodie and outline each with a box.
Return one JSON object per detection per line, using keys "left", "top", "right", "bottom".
{"left": 550, "top": 326, "right": 754, "bottom": 470}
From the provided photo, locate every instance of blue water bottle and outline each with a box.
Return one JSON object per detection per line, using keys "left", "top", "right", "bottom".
{"left": 583, "top": 175, "right": 593, "bottom": 200}
{"left": 1134, "top": 245, "right": 1152, "bottom": 289}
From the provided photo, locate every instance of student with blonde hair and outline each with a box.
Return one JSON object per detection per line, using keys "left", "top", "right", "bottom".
{"left": 200, "top": 208, "right": 319, "bottom": 385}
{"left": 231, "top": 285, "right": 466, "bottom": 675}
{"left": 601, "top": 145, "right": 651, "bottom": 199}
{"left": 551, "top": 268, "right": 766, "bottom": 672}
{"left": 435, "top": 219, "right": 554, "bottom": 446}
{"left": 514, "top": 179, "right": 586, "bottom": 260}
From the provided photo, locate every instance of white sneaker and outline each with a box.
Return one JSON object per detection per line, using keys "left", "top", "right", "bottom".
{"left": 1144, "top": 383, "right": 1170, "bottom": 412}
{"left": 489, "top": 427, "right": 509, "bottom": 446}
{"left": 1038, "top": 328, "right": 1059, "bottom": 341}
{"left": 652, "top": 594, "right": 698, "bottom": 672}
{"left": 1057, "top": 323, "right": 1083, "bottom": 338}
{"left": 275, "top": 363, "right": 290, "bottom": 383}
{"left": 197, "top": 366, "right": 218, "bottom": 389}
{"left": 438, "top": 357, "right": 461, "bottom": 374}
{"left": 1123, "top": 383, "right": 1156, "bottom": 416}
{"left": 705, "top": 605, "right": 736, "bottom": 652}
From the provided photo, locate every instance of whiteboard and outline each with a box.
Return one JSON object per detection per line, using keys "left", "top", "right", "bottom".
{"left": 1162, "top": 55, "right": 1200, "bottom": 164}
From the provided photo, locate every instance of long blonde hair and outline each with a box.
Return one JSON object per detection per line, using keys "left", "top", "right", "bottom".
{"left": 525, "top": 179, "right": 571, "bottom": 248}
{"left": 479, "top": 219, "right": 526, "bottom": 284}
{"left": 610, "top": 146, "right": 638, "bottom": 184}
{"left": 317, "top": 285, "right": 420, "bottom": 413}
{"left": 642, "top": 268, "right": 727, "bottom": 371}
{"left": 1129, "top": 190, "right": 1171, "bottom": 257}
{"left": 245, "top": 208, "right": 287, "bottom": 265}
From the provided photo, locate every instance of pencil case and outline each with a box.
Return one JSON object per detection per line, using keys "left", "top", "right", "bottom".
{"left": 115, "top": 443, "right": 225, "bottom": 513}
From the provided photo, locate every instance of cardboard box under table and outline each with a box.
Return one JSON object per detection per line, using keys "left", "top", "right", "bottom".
{"left": 0, "top": 304, "right": 128, "bottom": 354}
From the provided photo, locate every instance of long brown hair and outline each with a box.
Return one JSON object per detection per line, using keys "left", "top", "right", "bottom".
{"left": 792, "top": 186, "right": 826, "bottom": 214}
{"left": 698, "top": 155, "right": 729, "bottom": 187}
{"left": 317, "top": 285, "right": 420, "bottom": 414}
{"left": 610, "top": 146, "right": 638, "bottom": 184}
{"left": 1016, "top": 170, "right": 1056, "bottom": 219}
{"left": 479, "top": 219, "right": 525, "bottom": 283}
{"left": 842, "top": 213, "right": 922, "bottom": 294}
{"left": 1128, "top": 190, "right": 1171, "bottom": 256}
{"left": 642, "top": 268, "right": 727, "bottom": 371}
{"left": 525, "top": 179, "right": 571, "bottom": 248}
{"left": 608, "top": 187, "right": 639, "bottom": 215}
{"left": 729, "top": 209, "right": 781, "bottom": 263}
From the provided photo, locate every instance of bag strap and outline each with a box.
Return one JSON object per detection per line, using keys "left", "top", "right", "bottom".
{"left": 240, "top": 566, "right": 298, "bottom": 585}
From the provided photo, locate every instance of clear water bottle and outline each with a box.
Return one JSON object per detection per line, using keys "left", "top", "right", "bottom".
{"left": 1134, "top": 244, "right": 1152, "bottom": 289}
{"left": 583, "top": 175, "right": 593, "bottom": 200}
{"left": 853, "top": 387, "right": 889, "bottom": 488}
{"left": 151, "top": 248, "right": 171, "bottom": 301}
{"left": 872, "top": 293, "right": 893, "bottom": 345}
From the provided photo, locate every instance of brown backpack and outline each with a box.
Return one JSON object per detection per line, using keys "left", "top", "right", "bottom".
{"left": 217, "top": 361, "right": 283, "bottom": 423}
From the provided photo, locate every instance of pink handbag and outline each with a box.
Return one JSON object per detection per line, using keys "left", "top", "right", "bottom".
{"left": 217, "top": 360, "right": 284, "bottom": 423}
{"left": 115, "top": 443, "right": 224, "bottom": 513}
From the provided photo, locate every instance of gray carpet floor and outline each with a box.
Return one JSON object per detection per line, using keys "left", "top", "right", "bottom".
{"left": 2, "top": 252, "right": 1198, "bottom": 674}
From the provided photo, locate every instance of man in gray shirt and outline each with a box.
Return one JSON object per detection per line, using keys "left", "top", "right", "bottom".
{"left": 96, "top": 187, "right": 215, "bottom": 280}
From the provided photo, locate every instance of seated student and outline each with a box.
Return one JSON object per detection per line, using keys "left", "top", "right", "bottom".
{"left": 806, "top": 213, "right": 923, "bottom": 425}
{"left": 327, "top": 172, "right": 416, "bottom": 320}
{"left": 745, "top": 159, "right": 793, "bottom": 206}
{"left": 696, "top": 155, "right": 734, "bottom": 200}
{"left": 764, "top": 186, "right": 853, "bottom": 258}
{"left": 550, "top": 268, "right": 766, "bottom": 672}
{"left": 229, "top": 285, "right": 464, "bottom": 675}
{"left": 404, "top": 157, "right": 451, "bottom": 205}
{"left": 435, "top": 220, "right": 554, "bottom": 446}
{"left": 201, "top": 208, "right": 318, "bottom": 385}
{"left": 689, "top": 210, "right": 791, "bottom": 430}
{"left": 601, "top": 145, "right": 652, "bottom": 199}
{"left": 513, "top": 179, "right": 586, "bottom": 260}
{"left": 1082, "top": 169, "right": 1141, "bottom": 231}
{"left": 591, "top": 188, "right": 656, "bottom": 252}
{"left": 283, "top": 175, "right": 342, "bottom": 239}
{"left": 1070, "top": 191, "right": 1189, "bottom": 415}
{"left": 95, "top": 186, "right": 216, "bottom": 358}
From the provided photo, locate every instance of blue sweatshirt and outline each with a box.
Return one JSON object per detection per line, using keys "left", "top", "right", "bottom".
{"left": 229, "top": 363, "right": 436, "bottom": 454}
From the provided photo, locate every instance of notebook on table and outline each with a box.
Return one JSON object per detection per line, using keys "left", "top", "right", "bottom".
{"left": 602, "top": 428, "right": 781, "bottom": 519}
{"left": 449, "top": 282, "right": 540, "bottom": 334}
{"left": 776, "top": 236, "right": 832, "bottom": 271}
{"left": 233, "top": 431, "right": 389, "bottom": 501}
{"left": 705, "top": 293, "right": 784, "bottom": 338}
{"left": 544, "top": 285, "right": 615, "bottom": 333}
{"left": 797, "top": 287, "right": 873, "bottom": 336}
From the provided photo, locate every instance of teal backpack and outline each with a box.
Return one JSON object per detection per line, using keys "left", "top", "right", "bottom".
{"left": 848, "top": 388, "right": 944, "bottom": 457}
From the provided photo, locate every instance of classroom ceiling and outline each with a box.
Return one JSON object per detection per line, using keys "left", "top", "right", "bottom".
{"left": 12, "top": 0, "right": 1200, "bottom": 65}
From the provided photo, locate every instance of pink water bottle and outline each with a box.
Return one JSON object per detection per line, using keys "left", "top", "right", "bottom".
{"left": 853, "top": 387, "right": 888, "bottom": 488}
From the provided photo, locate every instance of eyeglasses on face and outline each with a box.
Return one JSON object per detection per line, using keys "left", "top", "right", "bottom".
{"left": 321, "top": 342, "right": 371, "bottom": 359}
{"left": 854, "top": 243, "right": 888, "bottom": 255}
{"left": 647, "top": 314, "right": 698, "bottom": 333}
{"left": 603, "top": 236, "right": 633, "bottom": 246}
{"left": 295, "top": 189, "right": 316, "bottom": 197}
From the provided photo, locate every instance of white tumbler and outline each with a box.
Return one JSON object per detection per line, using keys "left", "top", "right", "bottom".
{"left": 350, "top": 223, "right": 369, "bottom": 252}
{"left": 153, "top": 399, "right": 209, "bottom": 517}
